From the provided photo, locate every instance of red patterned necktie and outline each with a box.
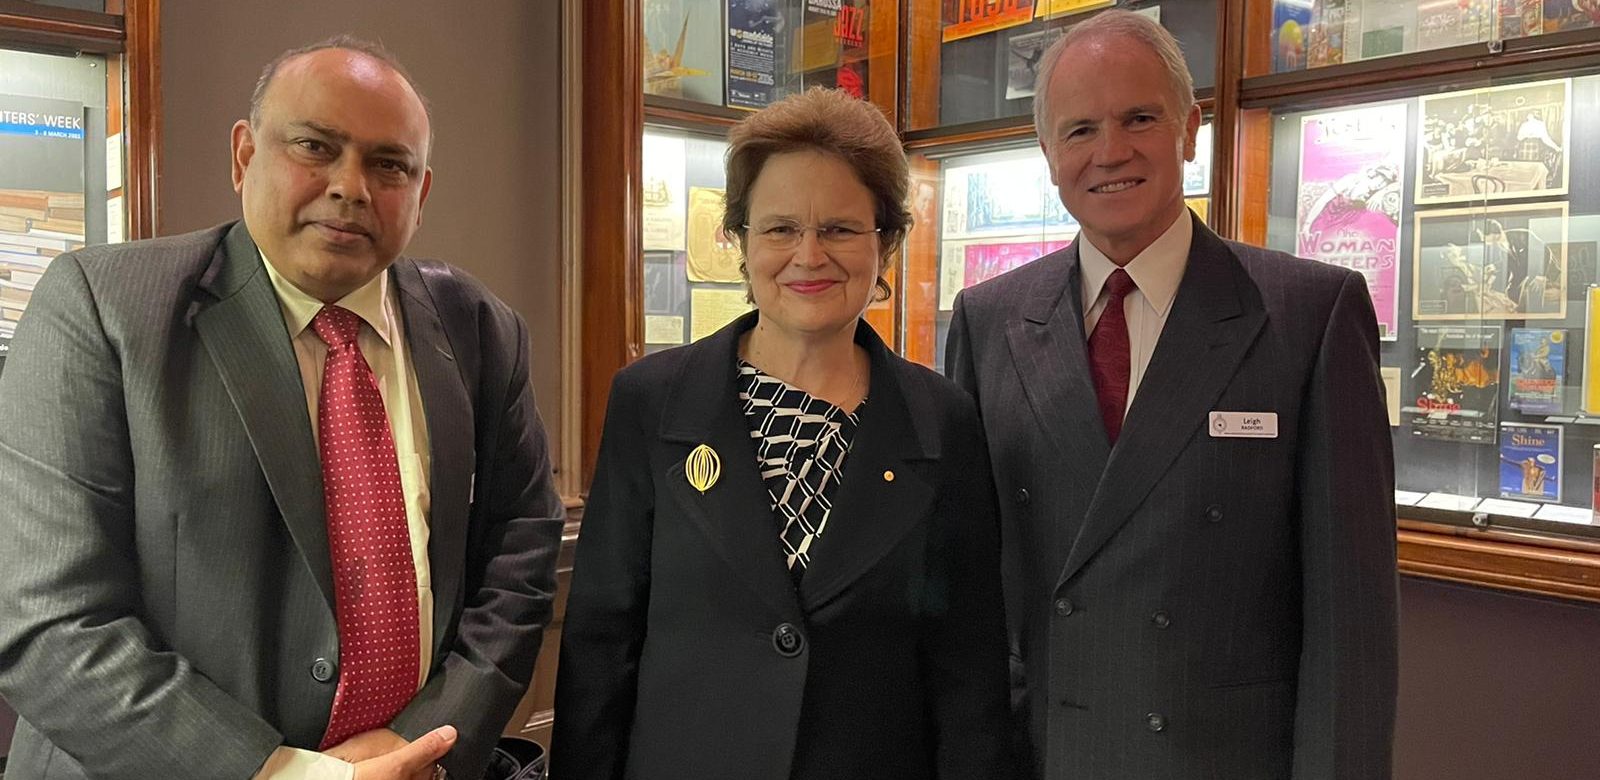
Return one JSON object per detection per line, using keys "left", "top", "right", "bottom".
{"left": 1088, "top": 269, "right": 1138, "bottom": 444}
{"left": 311, "top": 305, "right": 420, "bottom": 749}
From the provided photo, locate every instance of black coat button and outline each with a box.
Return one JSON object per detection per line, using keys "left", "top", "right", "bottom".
{"left": 1204, "top": 504, "right": 1223, "bottom": 523}
{"left": 772, "top": 623, "right": 804, "bottom": 657}
{"left": 1016, "top": 488, "right": 1030, "bottom": 505}
{"left": 310, "top": 657, "right": 336, "bottom": 683}
{"left": 1054, "top": 598, "right": 1074, "bottom": 617}
{"left": 1152, "top": 611, "right": 1171, "bottom": 629}
{"left": 1146, "top": 712, "right": 1167, "bottom": 732}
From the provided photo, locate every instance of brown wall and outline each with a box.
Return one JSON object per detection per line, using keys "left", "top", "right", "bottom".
{"left": 158, "top": 0, "right": 567, "bottom": 474}
{"left": 1396, "top": 578, "right": 1600, "bottom": 778}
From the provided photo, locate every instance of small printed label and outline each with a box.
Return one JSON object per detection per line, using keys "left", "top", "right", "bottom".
{"left": 1208, "top": 411, "right": 1279, "bottom": 439}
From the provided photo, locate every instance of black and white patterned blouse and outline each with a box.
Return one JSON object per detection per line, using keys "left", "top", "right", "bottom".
{"left": 737, "top": 360, "right": 862, "bottom": 581}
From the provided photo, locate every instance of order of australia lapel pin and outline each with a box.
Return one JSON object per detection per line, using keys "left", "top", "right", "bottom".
{"left": 685, "top": 444, "right": 721, "bottom": 494}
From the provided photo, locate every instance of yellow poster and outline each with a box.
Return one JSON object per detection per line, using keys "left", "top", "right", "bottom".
{"left": 1185, "top": 197, "right": 1210, "bottom": 225}
{"left": 687, "top": 187, "right": 745, "bottom": 283}
{"left": 1034, "top": 0, "right": 1115, "bottom": 20}
{"left": 690, "top": 288, "right": 753, "bottom": 341}
{"left": 1584, "top": 286, "right": 1600, "bottom": 413}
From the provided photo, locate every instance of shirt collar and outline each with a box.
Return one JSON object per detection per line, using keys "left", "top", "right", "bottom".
{"left": 260, "top": 250, "right": 393, "bottom": 346}
{"left": 1078, "top": 209, "right": 1193, "bottom": 319}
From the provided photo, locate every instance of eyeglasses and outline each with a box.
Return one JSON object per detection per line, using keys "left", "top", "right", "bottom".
{"left": 741, "top": 221, "right": 881, "bottom": 252}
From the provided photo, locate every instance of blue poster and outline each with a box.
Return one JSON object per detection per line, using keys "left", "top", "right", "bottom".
{"left": 1508, "top": 327, "right": 1566, "bottom": 414}
{"left": 1499, "top": 422, "right": 1562, "bottom": 501}
{"left": 1272, "top": 0, "right": 1313, "bottom": 72}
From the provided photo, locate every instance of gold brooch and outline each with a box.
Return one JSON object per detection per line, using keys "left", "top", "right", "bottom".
{"left": 685, "top": 444, "right": 721, "bottom": 494}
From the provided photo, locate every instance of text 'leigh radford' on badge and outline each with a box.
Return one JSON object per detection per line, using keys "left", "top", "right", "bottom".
{"left": 1209, "top": 411, "right": 1279, "bottom": 439}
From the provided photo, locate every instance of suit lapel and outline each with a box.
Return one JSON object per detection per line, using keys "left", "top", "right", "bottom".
{"left": 1005, "top": 244, "right": 1112, "bottom": 550}
{"left": 392, "top": 259, "right": 475, "bottom": 656}
{"left": 659, "top": 313, "right": 804, "bottom": 621}
{"left": 193, "top": 222, "right": 334, "bottom": 610}
{"left": 1057, "top": 219, "right": 1267, "bottom": 588}
{"left": 795, "top": 326, "right": 936, "bottom": 613}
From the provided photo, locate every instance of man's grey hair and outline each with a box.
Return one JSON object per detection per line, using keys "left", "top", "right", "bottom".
{"left": 248, "top": 34, "right": 433, "bottom": 130}
{"left": 1031, "top": 10, "right": 1194, "bottom": 145}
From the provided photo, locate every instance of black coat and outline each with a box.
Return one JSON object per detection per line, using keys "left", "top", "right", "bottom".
{"left": 552, "top": 312, "right": 1015, "bottom": 780}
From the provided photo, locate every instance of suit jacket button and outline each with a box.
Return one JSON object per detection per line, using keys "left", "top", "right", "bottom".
{"left": 310, "top": 657, "right": 337, "bottom": 683}
{"left": 1151, "top": 611, "right": 1171, "bottom": 629}
{"left": 1016, "top": 488, "right": 1030, "bottom": 505}
{"left": 772, "top": 623, "right": 805, "bottom": 657}
{"left": 1146, "top": 712, "right": 1167, "bottom": 732}
{"left": 1204, "top": 504, "right": 1223, "bottom": 523}
{"left": 1054, "top": 598, "right": 1074, "bottom": 617}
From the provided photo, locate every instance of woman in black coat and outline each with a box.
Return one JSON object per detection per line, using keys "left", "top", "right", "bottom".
{"left": 551, "top": 88, "right": 1014, "bottom": 780}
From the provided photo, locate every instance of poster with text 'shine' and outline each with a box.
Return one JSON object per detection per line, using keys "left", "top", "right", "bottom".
{"left": 1296, "top": 103, "right": 1406, "bottom": 341}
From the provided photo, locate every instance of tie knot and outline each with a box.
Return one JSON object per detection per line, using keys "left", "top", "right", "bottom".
{"left": 1104, "top": 268, "right": 1137, "bottom": 300}
{"left": 311, "top": 305, "right": 363, "bottom": 348}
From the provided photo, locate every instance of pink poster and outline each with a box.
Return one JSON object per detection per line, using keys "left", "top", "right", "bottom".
{"left": 1297, "top": 104, "right": 1407, "bottom": 340}
{"left": 965, "top": 240, "right": 1070, "bottom": 288}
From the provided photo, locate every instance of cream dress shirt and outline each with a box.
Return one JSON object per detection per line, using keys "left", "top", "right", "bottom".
{"left": 254, "top": 255, "right": 433, "bottom": 779}
{"left": 1078, "top": 211, "right": 1194, "bottom": 418}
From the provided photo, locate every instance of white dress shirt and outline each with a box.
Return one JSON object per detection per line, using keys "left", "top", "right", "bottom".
{"left": 254, "top": 255, "right": 433, "bottom": 779}
{"left": 1078, "top": 211, "right": 1194, "bottom": 418}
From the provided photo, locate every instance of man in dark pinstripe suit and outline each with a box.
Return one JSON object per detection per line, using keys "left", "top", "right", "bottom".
{"left": 947, "top": 10, "right": 1398, "bottom": 779}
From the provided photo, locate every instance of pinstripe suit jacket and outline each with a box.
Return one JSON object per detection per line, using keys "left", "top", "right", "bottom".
{"left": 946, "top": 213, "right": 1398, "bottom": 779}
{"left": 0, "top": 222, "right": 565, "bottom": 779}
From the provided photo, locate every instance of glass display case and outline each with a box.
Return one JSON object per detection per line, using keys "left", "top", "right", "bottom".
{"left": 578, "top": 0, "right": 1600, "bottom": 598}
{"left": 1257, "top": 0, "right": 1597, "bottom": 74}
{"left": 901, "top": 125, "right": 1213, "bottom": 369}
{"left": 0, "top": 1, "right": 148, "bottom": 373}
{"left": 641, "top": 0, "right": 897, "bottom": 116}
{"left": 1247, "top": 70, "right": 1600, "bottom": 537}
{"left": 905, "top": 0, "right": 1217, "bottom": 130}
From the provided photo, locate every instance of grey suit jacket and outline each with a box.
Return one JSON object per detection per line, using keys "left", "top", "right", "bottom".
{"left": 947, "top": 214, "right": 1398, "bottom": 779}
{"left": 0, "top": 222, "right": 565, "bottom": 779}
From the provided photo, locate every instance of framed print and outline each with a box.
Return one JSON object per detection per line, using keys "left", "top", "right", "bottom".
{"left": 1416, "top": 77, "right": 1571, "bottom": 205}
{"left": 1412, "top": 201, "right": 1567, "bottom": 320}
{"left": 1297, "top": 103, "right": 1407, "bottom": 340}
{"left": 1006, "top": 26, "right": 1064, "bottom": 100}
{"left": 686, "top": 186, "right": 744, "bottom": 283}
{"left": 642, "top": 0, "right": 723, "bottom": 104}
{"left": 941, "top": 154, "right": 1077, "bottom": 240}
{"left": 642, "top": 133, "right": 687, "bottom": 251}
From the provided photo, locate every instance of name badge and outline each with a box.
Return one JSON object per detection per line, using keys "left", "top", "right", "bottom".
{"left": 1209, "top": 411, "right": 1278, "bottom": 439}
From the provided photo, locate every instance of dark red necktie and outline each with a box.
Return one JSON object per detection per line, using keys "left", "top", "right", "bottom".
{"left": 1088, "top": 269, "right": 1137, "bottom": 444}
{"left": 311, "top": 305, "right": 420, "bottom": 749}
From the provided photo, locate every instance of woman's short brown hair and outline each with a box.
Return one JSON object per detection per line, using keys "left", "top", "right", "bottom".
{"left": 722, "top": 88, "right": 911, "bottom": 302}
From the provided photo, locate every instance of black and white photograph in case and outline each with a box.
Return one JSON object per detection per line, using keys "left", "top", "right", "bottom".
{"left": 1416, "top": 77, "right": 1571, "bottom": 205}
{"left": 1412, "top": 201, "right": 1568, "bottom": 320}
{"left": 1005, "top": 26, "right": 1064, "bottom": 100}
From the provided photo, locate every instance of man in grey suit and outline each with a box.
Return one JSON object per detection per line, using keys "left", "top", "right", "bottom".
{"left": 946, "top": 11, "right": 1397, "bottom": 779}
{"left": 0, "top": 37, "right": 564, "bottom": 779}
